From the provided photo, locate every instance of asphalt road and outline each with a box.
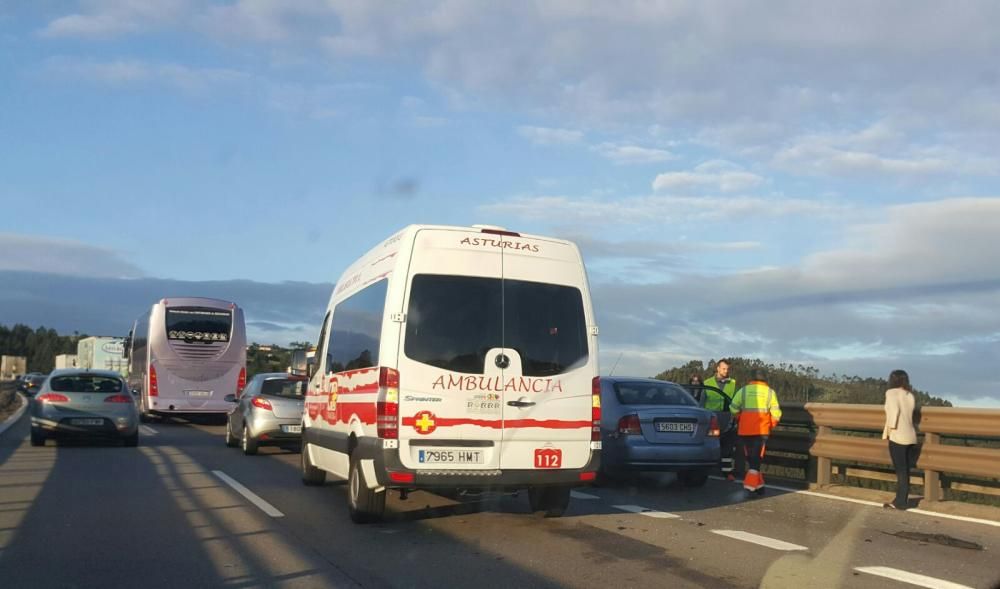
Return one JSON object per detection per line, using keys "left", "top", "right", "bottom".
{"left": 1, "top": 410, "right": 998, "bottom": 589}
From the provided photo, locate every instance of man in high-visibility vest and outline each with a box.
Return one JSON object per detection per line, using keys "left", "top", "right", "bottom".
{"left": 703, "top": 359, "right": 737, "bottom": 478}
{"left": 730, "top": 368, "right": 782, "bottom": 495}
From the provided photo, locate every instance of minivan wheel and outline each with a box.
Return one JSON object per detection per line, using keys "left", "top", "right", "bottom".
{"left": 678, "top": 469, "right": 709, "bottom": 487}
{"left": 301, "top": 441, "right": 326, "bottom": 486}
{"left": 528, "top": 486, "right": 571, "bottom": 517}
{"left": 30, "top": 428, "right": 46, "bottom": 447}
{"left": 348, "top": 454, "right": 385, "bottom": 523}
{"left": 224, "top": 420, "right": 238, "bottom": 447}
{"left": 241, "top": 424, "right": 258, "bottom": 455}
{"left": 123, "top": 431, "right": 139, "bottom": 447}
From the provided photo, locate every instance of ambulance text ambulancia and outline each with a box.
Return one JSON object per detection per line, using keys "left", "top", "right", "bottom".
{"left": 300, "top": 224, "right": 601, "bottom": 523}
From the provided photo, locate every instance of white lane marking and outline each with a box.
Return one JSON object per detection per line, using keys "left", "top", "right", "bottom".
{"left": 711, "top": 530, "right": 808, "bottom": 551}
{"left": 571, "top": 490, "right": 600, "bottom": 500}
{"left": 855, "top": 566, "right": 974, "bottom": 589}
{"left": 708, "top": 476, "right": 1000, "bottom": 529}
{"left": 612, "top": 504, "right": 680, "bottom": 519}
{"left": 212, "top": 470, "right": 284, "bottom": 518}
{"left": 139, "top": 425, "right": 158, "bottom": 436}
{"left": 907, "top": 509, "right": 1000, "bottom": 528}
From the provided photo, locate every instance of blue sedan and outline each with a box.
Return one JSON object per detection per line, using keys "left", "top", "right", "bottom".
{"left": 599, "top": 377, "right": 721, "bottom": 486}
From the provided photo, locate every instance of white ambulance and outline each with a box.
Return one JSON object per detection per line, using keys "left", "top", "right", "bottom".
{"left": 301, "top": 224, "right": 601, "bottom": 523}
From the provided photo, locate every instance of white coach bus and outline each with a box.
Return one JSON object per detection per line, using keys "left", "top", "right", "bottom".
{"left": 301, "top": 224, "right": 601, "bottom": 522}
{"left": 126, "top": 297, "right": 247, "bottom": 420}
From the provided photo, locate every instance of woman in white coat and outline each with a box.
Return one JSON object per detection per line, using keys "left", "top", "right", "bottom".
{"left": 882, "top": 369, "right": 918, "bottom": 510}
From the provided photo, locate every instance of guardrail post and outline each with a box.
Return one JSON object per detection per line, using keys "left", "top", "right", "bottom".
{"left": 816, "top": 425, "right": 832, "bottom": 487}
{"left": 923, "top": 433, "right": 941, "bottom": 502}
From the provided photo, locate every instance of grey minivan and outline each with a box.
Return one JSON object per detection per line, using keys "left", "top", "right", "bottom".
{"left": 599, "top": 376, "right": 720, "bottom": 486}
{"left": 224, "top": 372, "right": 306, "bottom": 455}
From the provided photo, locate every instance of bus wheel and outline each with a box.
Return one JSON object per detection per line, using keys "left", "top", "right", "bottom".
{"left": 301, "top": 442, "right": 326, "bottom": 486}
{"left": 348, "top": 454, "right": 385, "bottom": 523}
{"left": 241, "top": 425, "right": 258, "bottom": 455}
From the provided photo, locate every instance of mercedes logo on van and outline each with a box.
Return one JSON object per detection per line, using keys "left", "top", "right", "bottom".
{"left": 495, "top": 353, "right": 510, "bottom": 369}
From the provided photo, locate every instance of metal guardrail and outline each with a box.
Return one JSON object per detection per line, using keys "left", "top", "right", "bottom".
{"left": 770, "top": 403, "right": 1000, "bottom": 502}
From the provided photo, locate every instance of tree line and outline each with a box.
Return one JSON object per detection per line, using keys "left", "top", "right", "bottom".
{"left": 0, "top": 324, "right": 85, "bottom": 373}
{"left": 655, "top": 357, "right": 952, "bottom": 407}
{"left": 2, "top": 323, "right": 954, "bottom": 406}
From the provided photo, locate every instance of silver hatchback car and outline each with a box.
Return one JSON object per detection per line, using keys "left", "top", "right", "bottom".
{"left": 224, "top": 373, "right": 306, "bottom": 455}
{"left": 30, "top": 369, "right": 140, "bottom": 446}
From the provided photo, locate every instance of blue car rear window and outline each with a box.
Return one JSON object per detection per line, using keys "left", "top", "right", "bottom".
{"left": 614, "top": 382, "right": 697, "bottom": 406}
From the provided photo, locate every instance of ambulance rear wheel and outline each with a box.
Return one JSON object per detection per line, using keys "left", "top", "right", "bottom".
{"left": 301, "top": 442, "right": 326, "bottom": 486}
{"left": 348, "top": 454, "right": 385, "bottom": 523}
{"left": 528, "top": 486, "right": 571, "bottom": 517}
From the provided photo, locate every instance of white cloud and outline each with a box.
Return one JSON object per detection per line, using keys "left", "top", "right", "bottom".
{"left": 772, "top": 121, "right": 999, "bottom": 179}
{"left": 40, "top": 0, "right": 193, "bottom": 39}
{"left": 652, "top": 161, "right": 765, "bottom": 193}
{"left": 484, "top": 192, "right": 847, "bottom": 225}
{"left": 43, "top": 57, "right": 250, "bottom": 93}
{"left": 594, "top": 143, "right": 674, "bottom": 165}
{"left": 0, "top": 234, "right": 143, "bottom": 279}
{"left": 517, "top": 125, "right": 584, "bottom": 145}
{"left": 586, "top": 197, "right": 1000, "bottom": 402}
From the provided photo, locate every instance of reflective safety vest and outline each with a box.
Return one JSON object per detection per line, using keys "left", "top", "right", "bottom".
{"left": 703, "top": 376, "right": 736, "bottom": 412}
{"left": 731, "top": 381, "right": 782, "bottom": 436}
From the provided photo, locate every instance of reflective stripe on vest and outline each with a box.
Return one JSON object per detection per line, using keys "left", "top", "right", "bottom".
{"left": 734, "top": 383, "right": 779, "bottom": 436}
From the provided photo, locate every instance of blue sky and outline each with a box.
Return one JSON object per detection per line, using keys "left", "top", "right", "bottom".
{"left": 1, "top": 1, "right": 999, "bottom": 406}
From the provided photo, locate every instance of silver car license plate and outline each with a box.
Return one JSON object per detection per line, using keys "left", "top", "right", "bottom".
{"left": 72, "top": 418, "right": 104, "bottom": 426}
{"left": 656, "top": 422, "right": 695, "bottom": 433}
{"left": 187, "top": 390, "right": 212, "bottom": 397}
{"left": 418, "top": 449, "right": 484, "bottom": 464}
{"left": 281, "top": 425, "right": 302, "bottom": 434}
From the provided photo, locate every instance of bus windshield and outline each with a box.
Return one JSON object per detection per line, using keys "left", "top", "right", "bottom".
{"left": 166, "top": 308, "right": 232, "bottom": 342}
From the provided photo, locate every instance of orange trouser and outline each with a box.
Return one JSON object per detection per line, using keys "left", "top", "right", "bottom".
{"left": 741, "top": 436, "right": 768, "bottom": 491}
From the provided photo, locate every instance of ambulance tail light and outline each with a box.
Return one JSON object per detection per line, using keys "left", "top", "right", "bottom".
{"left": 579, "top": 471, "right": 597, "bottom": 482}
{"left": 388, "top": 471, "right": 414, "bottom": 484}
{"left": 591, "top": 376, "right": 602, "bottom": 441}
{"left": 617, "top": 414, "right": 641, "bottom": 436}
{"left": 377, "top": 401, "right": 399, "bottom": 439}
{"left": 379, "top": 366, "right": 399, "bottom": 389}
{"left": 377, "top": 367, "right": 400, "bottom": 439}
{"left": 149, "top": 365, "right": 159, "bottom": 397}
{"left": 707, "top": 414, "right": 720, "bottom": 437}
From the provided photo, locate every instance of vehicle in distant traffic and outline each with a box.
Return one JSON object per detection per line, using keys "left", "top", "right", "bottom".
{"left": 29, "top": 369, "right": 139, "bottom": 446}
{"left": 125, "top": 297, "right": 247, "bottom": 421}
{"left": 225, "top": 372, "right": 307, "bottom": 455}
{"left": 18, "top": 373, "right": 47, "bottom": 397}
{"left": 302, "top": 225, "right": 601, "bottom": 523}
{"left": 599, "top": 377, "right": 720, "bottom": 487}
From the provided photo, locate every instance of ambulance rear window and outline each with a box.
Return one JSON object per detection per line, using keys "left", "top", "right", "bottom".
{"left": 404, "top": 274, "right": 588, "bottom": 376}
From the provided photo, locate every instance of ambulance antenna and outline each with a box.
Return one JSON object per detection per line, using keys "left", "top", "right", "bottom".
{"left": 608, "top": 352, "right": 624, "bottom": 376}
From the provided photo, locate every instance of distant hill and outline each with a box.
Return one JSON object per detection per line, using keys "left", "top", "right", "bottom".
{"left": 655, "top": 357, "right": 952, "bottom": 407}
